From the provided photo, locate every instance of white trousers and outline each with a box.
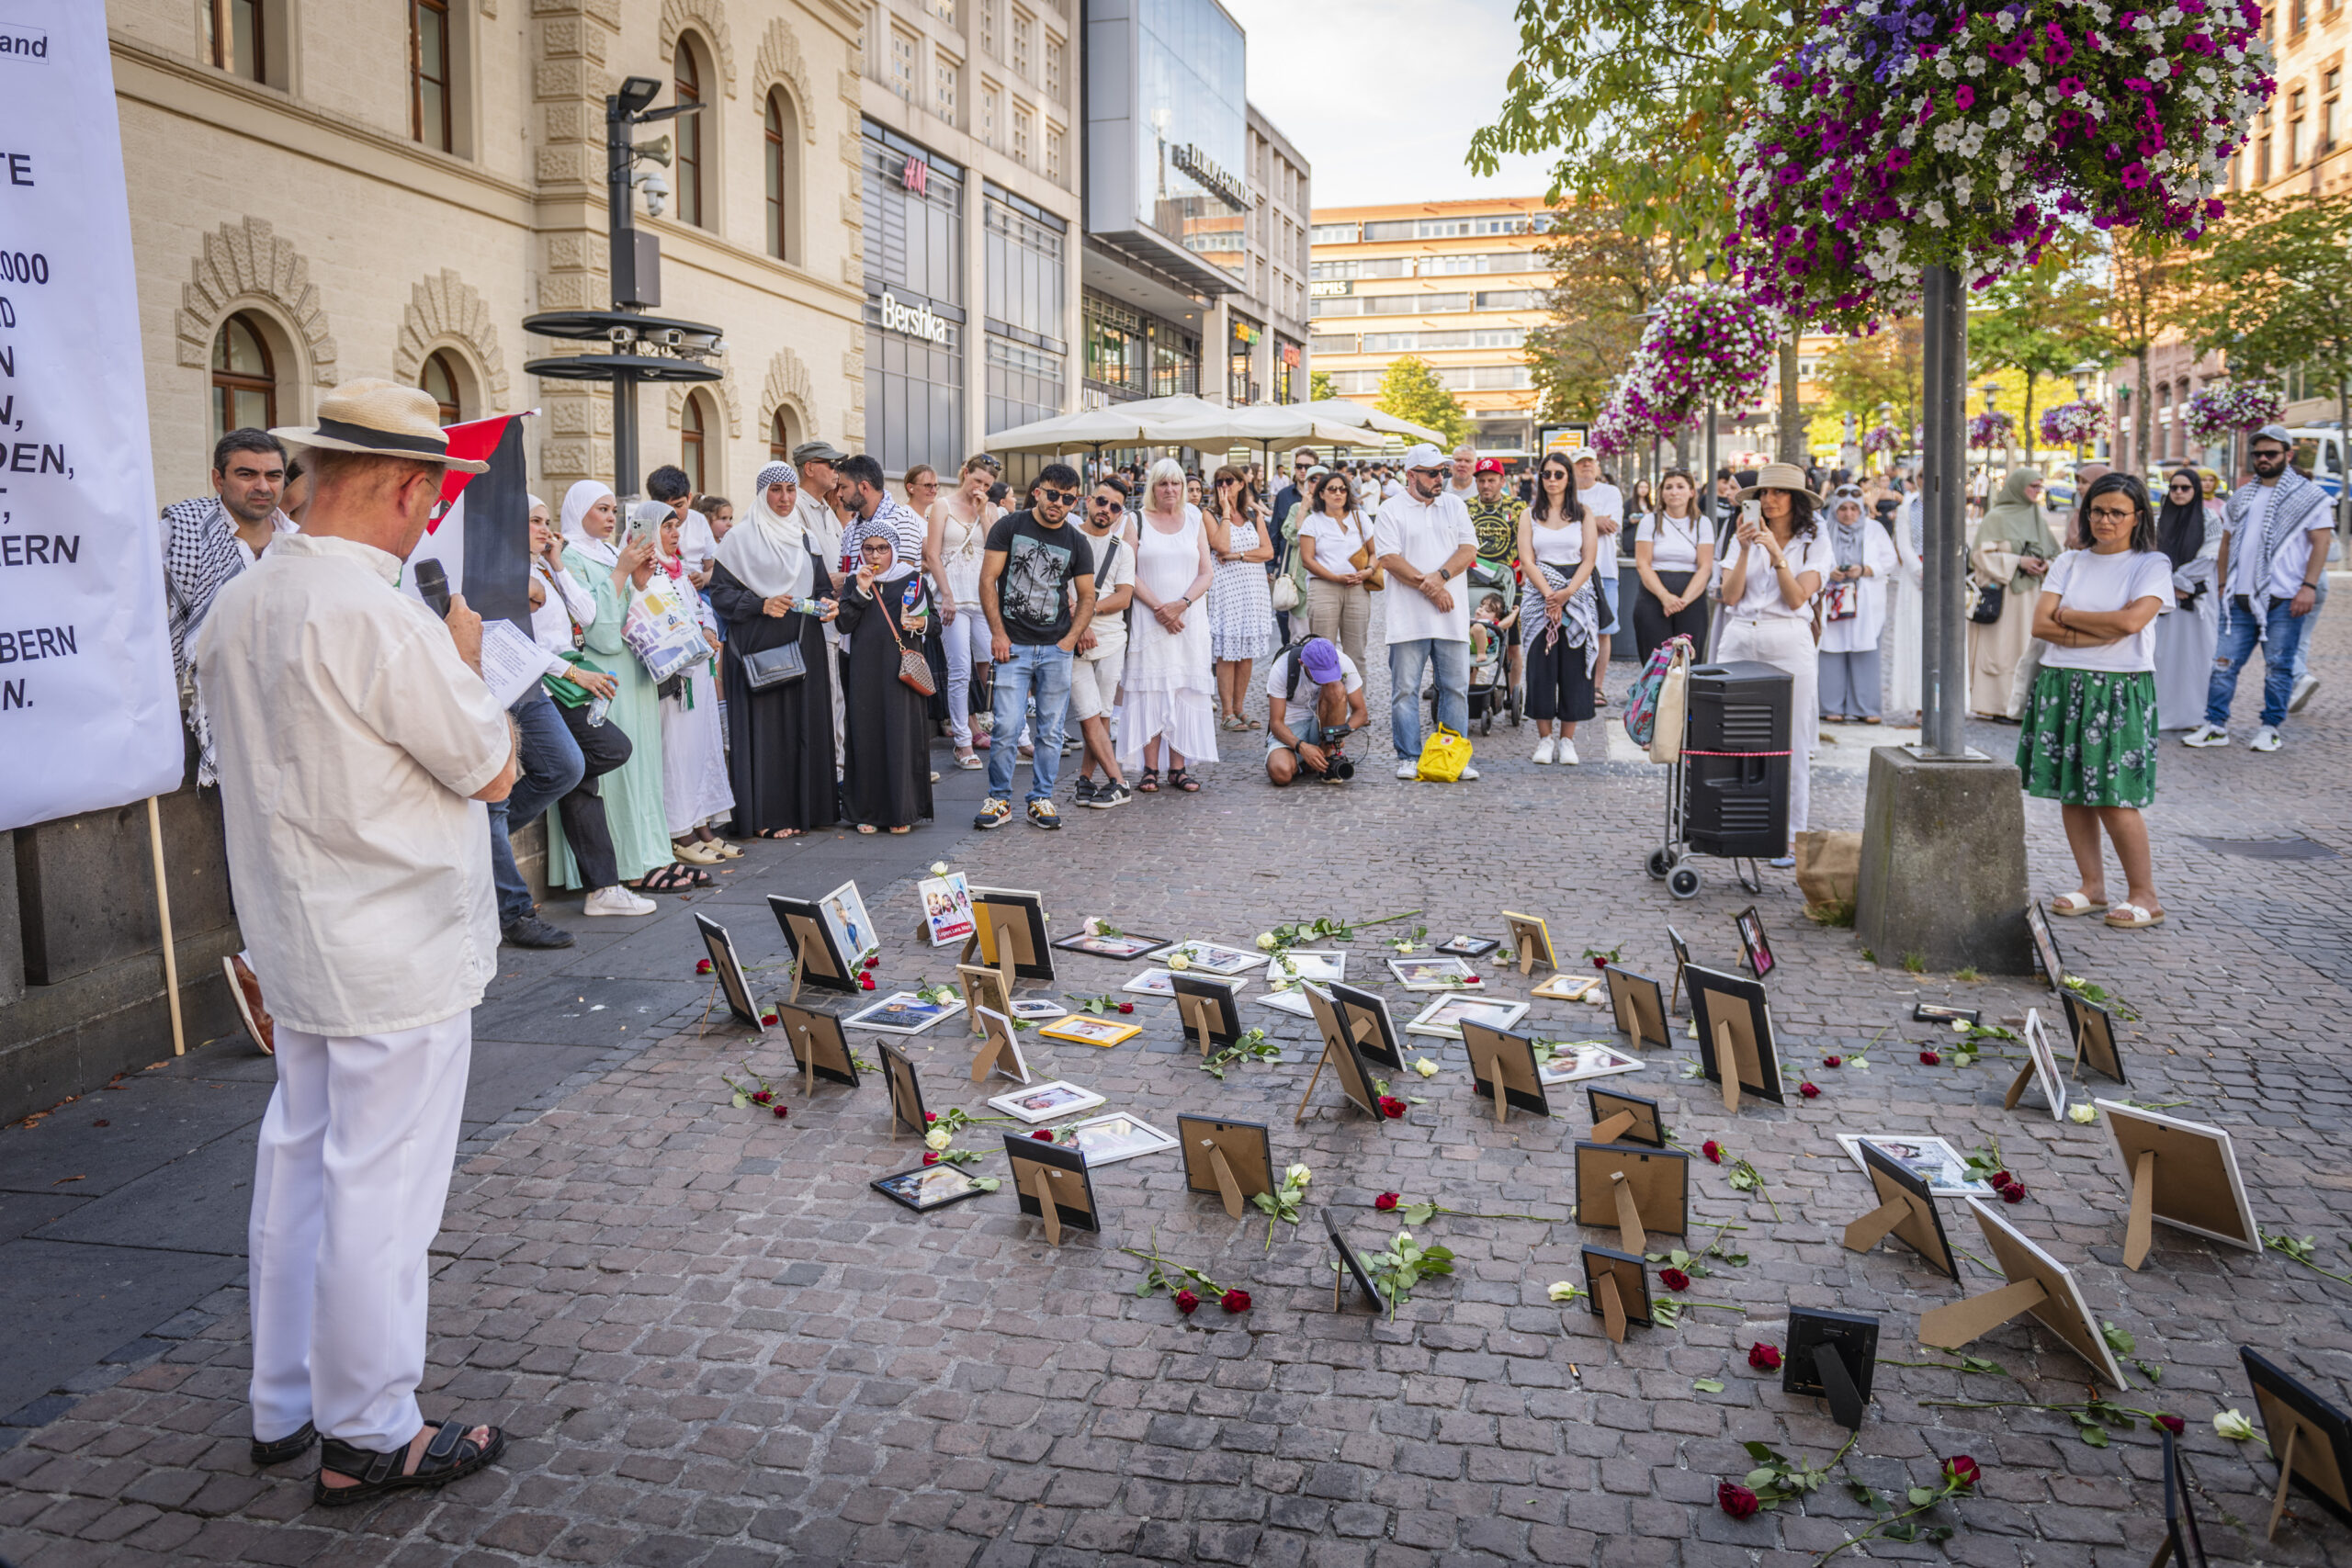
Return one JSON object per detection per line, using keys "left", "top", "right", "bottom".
{"left": 941, "top": 608, "right": 995, "bottom": 747}
{"left": 1716, "top": 616, "right": 1817, "bottom": 840}
{"left": 249, "top": 1011, "right": 471, "bottom": 1450}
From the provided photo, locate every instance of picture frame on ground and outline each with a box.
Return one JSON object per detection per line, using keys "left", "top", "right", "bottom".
{"left": 2097, "top": 1100, "right": 2258, "bottom": 1269}
{"left": 988, "top": 1079, "right": 1104, "bottom": 1123}
{"left": 1122, "top": 967, "right": 1181, "bottom": 998}
{"left": 2157, "top": 1427, "right": 2211, "bottom": 1566}
{"left": 1254, "top": 987, "right": 1315, "bottom": 1019}
{"left": 871, "top": 1164, "right": 995, "bottom": 1213}
{"left": 967, "top": 887, "right": 1056, "bottom": 983}
{"left": 967, "top": 1006, "right": 1030, "bottom": 1085}
{"left": 1843, "top": 1139, "right": 1959, "bottom": 1280}
{"left": 1917, "top": 1199, "right": 2126, "bottom": 1388}
{"left": 1784, "top": 1308, "right": 1878, "bottom": 1428}
{"left": 694, "top": 913, "right": 765, "bottom": 1030}
{"left": 777, "top": 1004, "right": 859, "bottom": 1092}
{"left": 1388, "top": 955, "right": 1485, "bottom": 991}
{"left": 1038, "top": 1014, "right": 1142, "bottom": 1048}
{"left": 918, "top": 872, "right": 976, "bottom": 946}
{"left": 1500, "top": 911, "right": 1555, "bottom": 976}
{"left": 1436, "top": 935, "right": 1499, "bottom": 959}
{"left": 1405, "top": 995, "right": 1530, "bottom": 1042}
{"left": 1734, "top": 905, "right": 1774, "bottom": 978}
{"left": 1298, "top": 983, "right": 1387, "bottom": 1124}
{"left": 1010, "top": 998, "right": 1066, "bottom": 1020}
{"left": 845, "top": 990, "right": 965, "bottom": 1036}
{"left": 1459, "top": 1020, "right": 1549, "bottom": 1123}
{"left": 1665, "top": 924, "right": 1693, "bottom": 1016}
{"left": 1587, "top": 1087, "right": 1664, "bottom": 1148}
{"left": 1050, "top": 930, "right": 1166, "bottom": 961}
{"left": 1268, "top": 950, "right": 1345, "bottom": 983}
{"left": 956, "top": 964, "right": 1014, "bottom": 1036}
{"left": 2240, "top": 1347, "right": 2352, "bottom": 1535}
{"left": 1833, "top": 1134, "right": 1995, "bottom": 1200}
{"left": 1326, "top": 1210, "right": 1384, "bottom": 1311}
{"left": 880, "top": 1041, "right": 926, "bottom": 1135}
{"left": 1533, "top": 973, "right": 1603, "bottom": 1002}
{"left": 2062, "top": 988, "right": 2127, "bottom": 1083}
{"left": 1326, "top": 982, "right": 1404, "bottom": 1071}
{"left": 1687, "top": 964, "right": 1783, "bottom": 1111}
{"left": 1575, "top": 1142, "right": 1689, "bottom": 1254}
{"left": 768, "top": 893, "right": 859, "bottom": 1000}
{"left": 1170, "top": 973, "right": 1245, "bottom": 1053}
{"left": 1603, "top": 964, "right": 1670, "bottom": 1050}
{"left": 1144, "top": 939, "right": 1260, "bottom": 977}
{"left": 2003, "top": 1009, "right": 2068, "bottom": 1122}
{"left": 1536, "top": 1040, "right": 1645, "bottom": 1089}
{"left": 1913, "top": 1001, "right": 1982, "bottom": 1026}
{"left": 1580, "top": 1246, "right": 1652, "bottom": 1342}
{"left": 2026, "top": 897, "right": 2064, "bottom": 991}
{"left": 1002, "top": 1134, "right": 1098, "bottom": 1244}
{"left": 820, "top": 880, "right": 879, "bottom": 966}
{"left": 1060, "top": 1112, "right": 1177, "bottom": 1166}
{"left": 1177, "top": 1114, "right": 1274, "bottom": 1219}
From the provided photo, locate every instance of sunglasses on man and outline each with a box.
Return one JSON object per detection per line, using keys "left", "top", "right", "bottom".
{"left": 1091, "top": 496, "right": 1125, "bottom": 513}
{"left": 1037, "top": 486, "right": 1078, "bottom": 504}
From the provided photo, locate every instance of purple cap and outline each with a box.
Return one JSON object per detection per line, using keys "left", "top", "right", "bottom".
{"left": 1299, "top": 637, "right": 1344, "bottom": 685}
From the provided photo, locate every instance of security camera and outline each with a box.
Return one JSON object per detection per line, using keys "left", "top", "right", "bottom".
{"left": 660, "top": 329, "right": 684, "bottom": 348}
{"left": 638, "top": 167, "right": 670, "bottom": 218}
{"left": 607, "top": 325, "right": 633, "bottom": 345}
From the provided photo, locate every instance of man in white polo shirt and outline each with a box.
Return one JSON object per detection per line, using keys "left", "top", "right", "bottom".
{"left": 1373, "top": 444, "right": 1481, "bottom": 781}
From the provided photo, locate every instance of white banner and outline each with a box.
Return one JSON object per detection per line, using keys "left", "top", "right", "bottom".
{"left": 0, "top": 6, "right": 182, "bottom": 830}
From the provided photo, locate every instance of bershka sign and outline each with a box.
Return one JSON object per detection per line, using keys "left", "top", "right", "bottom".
{"left": 876, "top": 289, "right": 950, "bottom": 345}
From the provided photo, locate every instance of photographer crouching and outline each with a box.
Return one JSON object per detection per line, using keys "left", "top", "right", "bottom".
{"left": 1264, "top": 635, "right": 1370, "bottom": 786}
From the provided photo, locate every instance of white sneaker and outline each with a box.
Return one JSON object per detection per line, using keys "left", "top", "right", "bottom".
{"left": 2181, "top": 722, "right": 2230, "bottom": 748}
{"left": 1396, "top": 761, "right": 1419, "bottom": 780}
{"left": 584, "top": 886, "right": 657, "bottom": 917}
{"left": 1456, "top": 765, "right": 1480, "bottom": 781}
{"left": 2291, "top": 673, "right": 2321, "bottom": 713}
{"left": 2250, "top": 724, "right": 2283, "bottom": 752}
{"left": 1555, "top": 740, "right": 1580, "bottom": 765}
{"left": 1532, "top": 737, "right": 1554, "bottom": 765}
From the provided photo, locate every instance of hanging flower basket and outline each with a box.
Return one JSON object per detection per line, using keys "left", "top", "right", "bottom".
{"left": 1588, "top": 392, "right": 1643, "bottom": 459}
{"left": 2182, "top": 381, "right": 2284, "bottom": 446}
{"left": 1623, "top": 283, "right": 1782, "bottom": 427}
{"left": 1968, "top": 409, "right": 2016, "bottom": 449}
{"left": 2038, "top": 400, "right": 2109, "bottom": 446}
{"left": 1860, "top": 422, "right": 1905, "bottom": 456}
{"left": 1724, "top": 0, "right": 2273, "bottom": 328}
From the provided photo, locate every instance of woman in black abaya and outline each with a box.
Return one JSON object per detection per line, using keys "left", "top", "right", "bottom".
{"left": 708, "top": 461, "right": 839, "bottom": 837}
{"left": 833, "top": 525, "right": 936, "bottom": 833}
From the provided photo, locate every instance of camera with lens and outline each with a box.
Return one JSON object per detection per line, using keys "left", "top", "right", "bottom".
{"left": 1310, "top": 724, "right": 1353, "bottom": 781}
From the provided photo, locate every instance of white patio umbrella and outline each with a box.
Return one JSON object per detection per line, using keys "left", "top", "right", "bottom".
{"left": 1149, "top": 402, "right": 1375, "bottom": 453}
{"left": 1298, "top": 398, "right": 1448, "bottom": 446}
{"left": 983, "top": 395, "right": 1226, "bottom": 454}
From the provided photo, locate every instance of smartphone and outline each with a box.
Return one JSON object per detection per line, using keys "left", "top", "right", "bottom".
{"left": 1741, "top": 500, "right": 1762, "bottom": 525}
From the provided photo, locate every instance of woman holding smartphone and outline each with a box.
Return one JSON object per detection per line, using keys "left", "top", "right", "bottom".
{"left": 1713, "top": 464, "right": 1828, "bottom": 866}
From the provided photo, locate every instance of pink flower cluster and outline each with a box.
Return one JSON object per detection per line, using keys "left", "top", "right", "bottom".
{"left": 2182, "top": 381, "right": 2283, "bottom": 446}
{"left": 1860, "top": 422, "right": 1905, "bottom": 456}
{"left": 1968, "top": 408, "right": 2016, "bottom": 449}
{"left": 2039, "top": 399, "right": 2109, "bottom": 446}
{"left": 1725, "top": 0, "right": 2273, "bottom": 326}
{"left": 1595, "top": 282, "right": 1780, "bottom": 454}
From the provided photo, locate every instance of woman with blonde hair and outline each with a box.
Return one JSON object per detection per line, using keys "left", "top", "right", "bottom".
{"left": 925, "top": 454, "right": 1002, "bottom": 767}
{"left": 1119, "top": 457, "right": 1218, "bottom": 792}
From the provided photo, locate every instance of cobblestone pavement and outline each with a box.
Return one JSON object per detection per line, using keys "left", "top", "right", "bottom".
{"left": 6, "top": 601, "right": 2352, "bottom": 1568}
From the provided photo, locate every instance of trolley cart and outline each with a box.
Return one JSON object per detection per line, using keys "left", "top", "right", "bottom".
{"left": 1642, "top": 659, "right": 1792, "bottom": 900}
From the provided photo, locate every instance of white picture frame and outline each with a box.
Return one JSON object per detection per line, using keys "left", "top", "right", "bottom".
{"left": 918, "top": 873, "right": 976, "bottom": 946}
{"left": 1833, "top": 1134, "right": 1995, "bottom": 1200}
{"left": 2093, "top": 1098, "right": 2261, "bottom": 1254}
{"left": 1125, "top": 967, "right": 1250, "bottom": 999}
{"left": 1254, "top": 987, "right": 1316, "bottom": 1019}
{"left": 1404, "top": 995, "right": 1530, "bottom": 1041}
{"left": 820, "top": 879, "right": 880, "bottom": 965}
{"left": 1010, "top": 998, "right": 1066, "bottom": 1020}
{"left": 987, "top": 1078, "right": 1105, "bottom": 1124}
{"left": 972, "top": 1006, "right": 1031, "bottom": 1085}
{"left": 1060, "top": 1112, "right": 1178, "bottom": 1166}
{"left": 1144, "top": 940, "right": 1261, "bottom": 977}
{"left": 1266, "top": 950, "right": 1345, "bottom": 984}
{"left": 843, "top": 990, "right": 965, "bottom": 1035}
{"left": 2024, "top": 1008, "right": 2068, "bottom": 1123}
{"left": 1388, "top": 955, "right": 1487, "bottom": 992}
{"left": 1534, "top": 1039, "right": 1645, "bottom": 1087}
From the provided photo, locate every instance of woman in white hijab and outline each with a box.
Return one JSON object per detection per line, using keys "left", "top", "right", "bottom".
{"left": 548, "top": 480, "right": 693, "bottom": 897}
{"left": 707, "top": 462, "right": 842, "bottom": 835}
{"left": 1816, "top": 492, "right": 1899, "bottom": 723}
{"left": 645, "top": 501, "right": 736, "bottom": 862}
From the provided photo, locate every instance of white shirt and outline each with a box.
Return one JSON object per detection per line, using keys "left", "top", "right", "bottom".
{"left": 1380, "top": 478, "right": 1402, "bottom": 502}
{"left": 192, "top": 533, "right": 510, "bottom": 1037}
{"left": 2041, "top": 547, "right": 2175, "bottom": 673}
{"left": 1266, "top": 647, "right": 1363, "bottom": 703}
{"left": 1078, "top": 525, "right": 1135, "bottom": 659}
{"left": 236, "top": 510, "right": 300, "bottom": 567}
{"left": 2226, "top": 479, "right": 2327, "bottom": 602}
{"left": 1718, "top": 530, "right": 1830, "bottom": 621}
{"left": 1373, "top": 489, "right": 1478, "bottom": 644}
{"left": 1580, "top": 479, "right": 1625, "bottom": 550}
{"left": 1299, "top": 510, "right": 1372, "bottom": 577}
{"left": 529, "top": 560, "right": 595, "bottom": 678}
{"left": 1636, "top": 512, "right": 1706, "bottom": 571}
{"left": 1528, "top": 513, "right": 1583, "bottom": 568}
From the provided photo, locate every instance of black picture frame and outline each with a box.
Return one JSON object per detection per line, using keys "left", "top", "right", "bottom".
{"left": 1327, "top": 980, "right": 1405, "bottom": 1072}
{"left": 2062, "top": 988, "right": 2128, "bottom": 1083}
{"left": 1436, "top": 935, "right": 1500, "bottom": 959}
{"left": 1574, "top": 1142, "right": 1690, "bottom": 1238}
{"left": 1047, "top": 930, "right": 1168, "bottom": 961}
{"left": 1603, "top": 964, "right": 1671, "bottom": 1050}
{"left": 778, "top": 1004, "right": 860, "bottom": 1090}
{"left": 1170, "top": 973, "right": 1245, "bottom": 1050}
{"left": 1587, "top": 1087, "right": 1665, "bottom": 1148}
{"left": 767, "top": 894, "right": 860, "bottom": 995}
{"left": 879, "top": 1041, "right": 926, "bottom": 1135}
{"left": 2026, "top": 897, "right": 2064, "bottom": 991}
{"left": 1784, "top": 1307, "right": 1878, "bottom": 1428}
{"left": 1177, "top": 1113, "right": 1273, "bottom": 1213}
{"left": 1913, "top": 1001, "right": 1981, "bottom": 1026}
{"left": 2159, "top": 1427, "right": 2211, "bottom": 1568}
{"left": 2242, "top": 1348, "right": 2352, "bottom": 1529}
{"left": 694, "top": 913, "right": 766, "bottom": 1030}
{"left": 870, "top": 1165, "right": 994, "bottom": 1213}
{"left": 1003, "top": 1133, "right": 1100, "bottom": 1234}
{"left": 1460, "top": 1019, "right": 1550, "bottom": 1120}
{"left": 967, "top": 886, "right": 1057, "bottom": 982}
{"left": 1580, "top": 1245, "right": 1652, "bottom": 1329}
{"left": 1734, "top": 905, "right": 1774, "bottom": 979}
{"left": 1301, "top": 983, "right": 1387, "bottom": 1123}
{"left": 1326, "top": 1210, "right": 1384, "bottom": 1311}
{"left": 1687, "top": 964, "right": 1784, "bottom": 1106}
{"left": 1854, "top": 1139, "right": 1958, "bottom": 1280}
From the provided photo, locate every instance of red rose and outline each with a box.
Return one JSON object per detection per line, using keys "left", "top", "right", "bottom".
{"left": 1702, "top": 1140, "right": 1723, "bottom": 1164}
{"left": 1173, "top": 1290, "right": 1199, "bottom": 1314}
{"left": 760, "top": 1014, "right": 777, "bottom": 1026}
{"left": 865, "top": 955, "right": 880, "bottom": 970}
{"left": 1989, "top": 1170, "right": 2013, "bottom": 1189}
{"left": 696, "top": 958, "right": 713, "bottom": 975}
{"left": 860, "top": 974, "right": 877, "bottom": 991}
{"left": 1374, "top": 1192, "right": 1400, "bottom": 1212}
{"left": 1822, "top": 1055, "right": 1841, "bottom": 1068}
{"left": 1592, "top": 955, "right": 1609, "bottom": 971}
{"left": 2156, "top": 1414, "right": 2186, "bottom": 1435}
{"left": 1748, "top": 1341, "right": 1782, "bottom": 1372}
{"left": 1999, "top": 1182, "right": 2027, "bottom": 1203}
{"left": 1919, "top": 1050, "right": 1941, "bottom": 1066}
{"left": 1377, "top": 1096, "right": 1406, "bottom": 1120}
{"left": 1718, "top": 1482, "right": 1760, "bottom": 1519}
{"left": 925, "top": 1112, "right": 937, "bottom": 1122}
{"left": 923, "top": 1152, "right": 938, "bottom": 1165}
{"left": 771, "top": 1105, "right": 787, "bottom": 1120}
{"left": 1220, "top": 1289, "right": 1251, "bottom": 1314}
{"left": 1799, "top": 1082, "right": 1820, "bottom": 1099}
{"left": 1659, "top": 1268, "right": 1690, "bottom": 1292}
{"left": 751, "top": 1090, "right": 773, "bottom": 1105}
{"left": 1942, "top": 1455, "right": 1981, "bottom": 1490}
{"left": 1031, "top": 1129, "right": 1054, "bottom": 1140}
{"left": 1118, "top": 1002, "right": 1134, "bottom": 1014}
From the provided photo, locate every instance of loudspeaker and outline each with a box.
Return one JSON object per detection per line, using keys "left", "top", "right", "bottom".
{"left": 1683, "top": 660, "right": 1792, "bottom": 858}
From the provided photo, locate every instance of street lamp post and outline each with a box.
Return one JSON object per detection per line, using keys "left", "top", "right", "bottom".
{"left": 1981, "top": 380, "right": 2002, "bottom": 494}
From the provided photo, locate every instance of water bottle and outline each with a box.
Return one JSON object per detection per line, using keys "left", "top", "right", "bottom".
{"left": 586, "top": 694, "right": 611, "bottom": 728}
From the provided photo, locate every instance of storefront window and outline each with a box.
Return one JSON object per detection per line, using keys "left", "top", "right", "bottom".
{"left": 1133, "top": 0, "right": 1247, "bottom": 277}
{"left": 985, "top": 187, "right": 1068, "bottom": 434}
{"left": 863, "top": 121, "right": 967, "bottom": 476}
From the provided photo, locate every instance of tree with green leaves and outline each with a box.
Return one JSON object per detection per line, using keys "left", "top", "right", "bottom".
{"left": 1309, "top": 369, "right": 1338, "bottom": 403}
{"left": 1524, "top": 203, "right": 1686, "bottom": 431}
{"left": 1815, "top": 321, "right": 1925, "bottom": 435}
{"left": 2179, "top": 189, "right": 2352, "bottom": 508}
{"left": 1375, "top": 356, "right": 1470, "bottom": 447}
{"left": 1967, "top": 251, "right": 2116, "bottom": 468}
{"left": 2103, "top": 233, "right": 2190, "bottom": 471}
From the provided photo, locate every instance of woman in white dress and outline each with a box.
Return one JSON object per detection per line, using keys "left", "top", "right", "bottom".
{"left": 927, "top": 455, "right": 1003, "bottom": 768}
{"left": 1715, "top": 464, "right": 1829, "bottom": 865}
{"left": 1886, "top": 491, "right": 1926, "bottom": 720}
{"left": 2151, "top": 466, "right": 2220, "bottom": 729}
{"left": 1205, "top": 464, "right": 1276, "bottom": 729}
{"left": 1119, "top": 457, "right": 1219, "bottom": 794}
{"left": 1816, "top": 494, "right": 1900, "bottom": 722}
{"left": 646, "top": 502, "right": 737, "bottom": 865}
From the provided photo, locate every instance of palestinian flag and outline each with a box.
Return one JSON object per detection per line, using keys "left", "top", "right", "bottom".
{"left": 402, "top": 412, "right": 536, "bottom": 631}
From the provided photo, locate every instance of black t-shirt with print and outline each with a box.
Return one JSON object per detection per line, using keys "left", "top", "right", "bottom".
{"left": 984, "top": 509, "right": 1091, "bottom": 644}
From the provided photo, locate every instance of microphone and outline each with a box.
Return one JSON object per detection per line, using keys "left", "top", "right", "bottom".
{"left": 413, "top": 559, "right": 451, "bottom": 618}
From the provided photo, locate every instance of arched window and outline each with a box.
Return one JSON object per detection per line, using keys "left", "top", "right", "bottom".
{"left": 770, "top": 408, "right": 797, "bottom": 461}
{"left": 681, "top": 393, "right": 708, "bottom": 492}
{"left": 210, "top": 313, "right": 276, "bottom": 444}
{"left": 422, "top": 351, "right": 463, "bottom": 425}
{"left": 674, "top": 42, "right": 704, "bottom": 228}
{"left": 764, "top": 89, "right": 799, "bottom": 262}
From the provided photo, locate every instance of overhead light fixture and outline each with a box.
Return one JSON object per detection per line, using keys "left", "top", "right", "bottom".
{"left": 616, "top": 76, "right": 662, "bottom": 117}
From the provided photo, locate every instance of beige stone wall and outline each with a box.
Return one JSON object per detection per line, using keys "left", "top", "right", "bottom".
{"left": 112, "top": 0, "right": 865, "bottom": 511}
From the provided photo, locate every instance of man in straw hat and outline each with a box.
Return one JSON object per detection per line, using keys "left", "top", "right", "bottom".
{"left": 193, "top": 378, "right": 515, "bottom": 1506}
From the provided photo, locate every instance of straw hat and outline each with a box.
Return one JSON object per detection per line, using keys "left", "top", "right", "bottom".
{"left": 1735, "top": 462, "right": 1826, "bottom": 503}
{"left": 271, "top": 378, "right": 488, "bottom": 473}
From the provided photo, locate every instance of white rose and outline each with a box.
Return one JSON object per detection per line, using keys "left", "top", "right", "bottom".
{"left": 924, "top": 1127, "right": 953, "bottom": 1151}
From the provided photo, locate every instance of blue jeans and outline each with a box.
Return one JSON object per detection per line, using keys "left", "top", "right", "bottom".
{"left": 490, "top": 685, "right": 586, "bottom": 925}
{"left": 1388, "top": 637, "right": 1470, "bottom": 760}
{"left": 2206, "top": 595, "right": 2312, "bottom": 731}
{"left": 986, "top": 643, "right": 1073, "bottom": 803}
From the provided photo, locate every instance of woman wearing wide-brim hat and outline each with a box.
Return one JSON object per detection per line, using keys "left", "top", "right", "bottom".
{"left": 1713, "top": 462, "right": 1829, "bottom": 866}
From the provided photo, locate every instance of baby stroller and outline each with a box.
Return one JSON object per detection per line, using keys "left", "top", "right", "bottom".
{"left": 1462, "top": 561, "right": 1524, "bottom": 735}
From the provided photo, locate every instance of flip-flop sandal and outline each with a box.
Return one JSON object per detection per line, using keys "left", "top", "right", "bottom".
{"left": 752, "top": 828, "right": 801, "bottom": 840}
{"left": 856, "top": 824, "right": 878, "bottom": 835}
{"left": 2104, "top": 902, "right": 2165, "bottom": 929}
{"left": 313, "top": 1418, "right": 506, "bottom": 1509}
{"left": 2050, "top": 892, "right": 2109, "bottom": 917}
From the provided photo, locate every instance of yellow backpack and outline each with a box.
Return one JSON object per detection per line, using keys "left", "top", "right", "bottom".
{"left": 1416, "top": 725, "right": 1473, "bottom": 782}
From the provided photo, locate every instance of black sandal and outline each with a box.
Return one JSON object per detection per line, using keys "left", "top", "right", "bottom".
{"left": 1169, "top": 768, "right": 1201, "bottom": 793}
{"left": 252, "top": 1422, "right": 316, "bottom": 1467}
{"left": 752, "top": 827, "right": 801, "bottom": 840}
{"left": 1136, "top": 769, "right": 1160, "bottom": 794}
{"left": 312, "top": 1417, "right": 506, "bottom": 1508}
{"left": 637, "top": 864, "right": 696, "bottom": 894}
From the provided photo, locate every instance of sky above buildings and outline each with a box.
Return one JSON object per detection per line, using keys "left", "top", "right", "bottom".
{"left": 1222, "top": 0, "right": 1561, "bottom": 209}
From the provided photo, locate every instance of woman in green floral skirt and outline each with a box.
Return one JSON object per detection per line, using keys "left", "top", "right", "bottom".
{"left": 2017, "top": 473, "right": 2175, "bottom": 930}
